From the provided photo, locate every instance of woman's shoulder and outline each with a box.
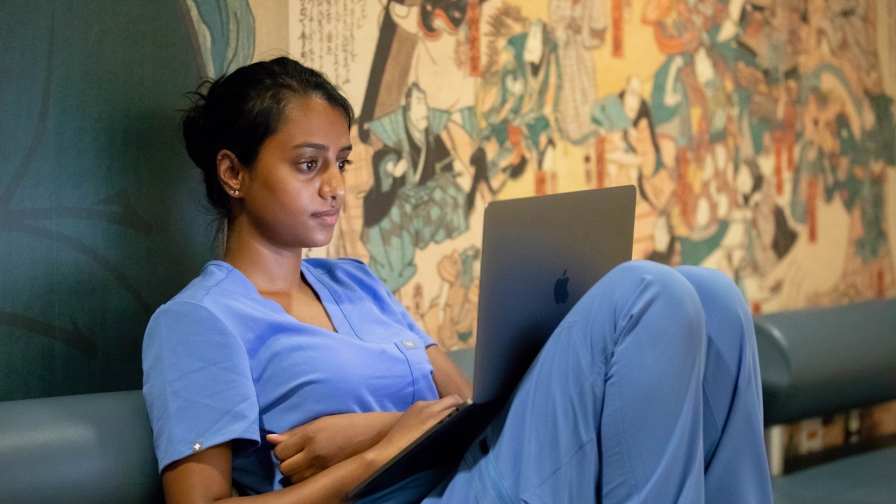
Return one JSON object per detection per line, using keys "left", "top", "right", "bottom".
{"left": 146, "top": 261, "right": 244, "bottom": 333}
{"left": 168, "top": 260, "right": 239, "bottom": 303}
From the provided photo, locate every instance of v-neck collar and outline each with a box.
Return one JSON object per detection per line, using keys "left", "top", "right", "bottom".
{"left": 206, "top": 260, "right": 356, "bottom": 338}
{"left": 300, "top": 260, "right": 357, "bottom": 338}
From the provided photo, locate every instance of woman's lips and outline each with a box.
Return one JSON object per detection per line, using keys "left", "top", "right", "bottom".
{"left": 312, "top": 209, "right": 339, "bottom": 225}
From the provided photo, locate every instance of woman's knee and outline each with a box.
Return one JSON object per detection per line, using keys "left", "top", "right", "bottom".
{"left": 602, "top": 260, "right": 703, "bottom": 310}
{"left": 674, "top": 266, "right": 749, "bottom": 319}
{"left": 674, "top": 266, "right": 753, "bottom": 349}
{"left": 602, "top": 260, "right": 696, "bottom": 296}
{"left": 585, "top": 260, "right": 706, "bottom": 351}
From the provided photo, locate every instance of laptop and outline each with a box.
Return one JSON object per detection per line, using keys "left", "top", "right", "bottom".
{"left": 349, "top": 185, "right": 637, "bottom": 501}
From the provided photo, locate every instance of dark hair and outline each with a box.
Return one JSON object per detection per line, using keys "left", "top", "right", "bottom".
{"left": 404, "top": 82, "right": 426, "bottom": 107}
{"left": 182, "top": 57, "right": 354, "bottom": 219}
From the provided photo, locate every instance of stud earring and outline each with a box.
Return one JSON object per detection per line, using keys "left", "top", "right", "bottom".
{"left": 231, "top": 190, "right": 239, "bottom": 195}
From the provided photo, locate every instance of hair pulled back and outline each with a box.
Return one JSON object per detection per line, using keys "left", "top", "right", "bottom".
{"left": 182, "top": 57, "right": 354, "bottom": 220}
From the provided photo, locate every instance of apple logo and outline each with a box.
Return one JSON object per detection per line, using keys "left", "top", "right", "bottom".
{"left": 554, "top": 269, "right": 570, "bottom": 304}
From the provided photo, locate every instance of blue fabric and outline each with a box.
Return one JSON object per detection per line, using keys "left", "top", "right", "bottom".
{"left": 142, "top": 258, "right": 438, "bottom": 494}
{"left": 675, "top": 266, "right": 771, "bottom": 504}
{"left": 385, "top": 261, "right": 771, "bottom": 503}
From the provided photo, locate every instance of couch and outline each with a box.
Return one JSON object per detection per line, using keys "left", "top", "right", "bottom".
{"left": 754, "top": 297, "right": 896, "bottom": 503}
{"left": 0, "top": 390, "right": 162, "bottom": 504}
{"left": 1, "top": 297, "right": 894, "bottom": 503}
{"left": 0, "top": 350, "right": 476, "bottom": 504}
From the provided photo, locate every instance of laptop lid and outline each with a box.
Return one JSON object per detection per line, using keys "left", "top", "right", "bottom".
{"left": 472, "top": 185, "right": 636, "bottom": 403}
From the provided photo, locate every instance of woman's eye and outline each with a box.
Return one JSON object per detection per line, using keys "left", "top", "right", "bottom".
{"left": 338, "top": 160, "right": 353, "bottom": 172}
{"left": 300, "top": 160, "right": 317, "bottom": 171}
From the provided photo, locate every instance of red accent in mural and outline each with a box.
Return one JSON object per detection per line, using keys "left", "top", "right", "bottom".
{"left": 878, "top": 269, "right": 885, "bottom": 299}
{"left": 652, "top": 24, "right": 687, "bottom": 55}
{"left": 807, "top": 177, "right": 818, "bottom": 243}
{"left": 468, "top": 0, "right": 481, "bottom": 77}
{"left": 507, "top": 124, "right": 523, "bottom": 165}
{"left": 751, "top": 301, "right": 762, "bottom": 315}
{"left": 535, "top": 170, "right": 547, "bottom": 196}
{"left": 596, "top": 136, "right": 606, "bottom": 188}
{"left": 612, "top": 0, "right": 623, "bottom": 58}
{"left": 784, "top": 103, "right": 797, "bottom": 172}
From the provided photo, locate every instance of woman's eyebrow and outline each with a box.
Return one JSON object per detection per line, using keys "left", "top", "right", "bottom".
{"left": 291, "top": 142, "right": 353, "bottom": 153}
{"left": 291, "top": 142, "right": 327, "bottom": 151}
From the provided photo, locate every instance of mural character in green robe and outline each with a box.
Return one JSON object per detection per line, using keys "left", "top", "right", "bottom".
{"left": 481, "top": 19, "right": 561, "bottom": 182}
{"left": 362, "top": 84, "right": 470, "bottom": 291}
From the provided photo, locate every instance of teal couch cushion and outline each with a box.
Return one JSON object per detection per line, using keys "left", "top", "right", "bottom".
{"left": 0, "top": 391, "right": 161, "bottom": 504}
{"left": 754, "top": 298, "right": 896, "bottom": 425}
{"left": 772, "top": 445, "right": 896, "bottom": 504}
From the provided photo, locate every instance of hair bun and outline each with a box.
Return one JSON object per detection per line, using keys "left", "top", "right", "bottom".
{"left": 181, "top": 79, "right": 215, "bottom": 172}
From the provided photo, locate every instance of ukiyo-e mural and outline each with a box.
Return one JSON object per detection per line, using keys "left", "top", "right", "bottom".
{"left": 242, "top": 0, "right": 896, "bottom": 352}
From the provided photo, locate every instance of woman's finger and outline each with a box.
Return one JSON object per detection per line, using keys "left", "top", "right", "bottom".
{"left": 268, "top": 421, "right": 306, "bottom": 442}
{"left": 271, "top": 430, "right": 308, "bottom": 462}
{"left": 435, "top": 394, "right": 464, "bottom": 410}
{"left": 414, "top": 396, "right": 465, "bottom": 426}
{"left": 278, "top": 450, "right": 310, "bottom": 477}
{"left": 420, "top": 395, "right": 464, "bottom": 417}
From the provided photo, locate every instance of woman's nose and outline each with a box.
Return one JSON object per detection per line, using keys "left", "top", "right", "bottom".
{"left": 320, "top": 162, "right": 345, "bottom": 199}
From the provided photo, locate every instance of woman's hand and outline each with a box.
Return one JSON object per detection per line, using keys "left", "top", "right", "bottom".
{"left": 269, "top": 395, "right": 464, "bottom": 487}
{"left": 268, "top": 412, "right": 400, "bottom": 485}
{"left": 370, "top": 395, "right": 465, "bottom": 464}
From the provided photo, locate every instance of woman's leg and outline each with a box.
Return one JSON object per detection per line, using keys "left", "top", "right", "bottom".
{"left": 674, "top": 266, "right": 772, "bottom": 503}
{"left": 430, "top": 260, "right": 707, "bottom": 504}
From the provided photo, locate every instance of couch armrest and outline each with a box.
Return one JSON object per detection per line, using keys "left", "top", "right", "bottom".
{"left": 0, "top": 390, "right": 162, "bottom": 504}
{"left": 755, "top": 298, "right": 896, "bottom": 425}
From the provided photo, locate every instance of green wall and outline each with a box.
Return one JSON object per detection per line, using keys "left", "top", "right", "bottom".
{"left": 0, "top": 0, "right": 213, "bottom": 400}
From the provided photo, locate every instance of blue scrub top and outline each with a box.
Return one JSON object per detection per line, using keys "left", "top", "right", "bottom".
{"left": 142, "top": 258, "right": 439, "bottom": 494}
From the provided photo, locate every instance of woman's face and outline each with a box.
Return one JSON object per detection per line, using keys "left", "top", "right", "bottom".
{"left": 237, "top": 95, "right": 351, "bottom": 250}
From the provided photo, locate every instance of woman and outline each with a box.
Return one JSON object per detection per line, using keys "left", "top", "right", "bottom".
{"left": 143, "top": 57, "right": 772, "bottom": 503}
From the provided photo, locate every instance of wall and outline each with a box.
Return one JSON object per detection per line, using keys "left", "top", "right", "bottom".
{"left": 249, "top": 0, "right": 896, "bottom": 352}
{"left": 0, "top": 0, "right": 246, "bottom": 400}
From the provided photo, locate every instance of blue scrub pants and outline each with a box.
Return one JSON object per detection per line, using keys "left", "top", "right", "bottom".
{"left": 374, "top": 261, "right": 772, "bottom": 503}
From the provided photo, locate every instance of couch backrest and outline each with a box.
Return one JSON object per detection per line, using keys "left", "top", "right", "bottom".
{"left": 0, "top": 390, "right": 162, "bottom": 504}
{"left": 754, "top": 298, "right": 896, "bottom": 425}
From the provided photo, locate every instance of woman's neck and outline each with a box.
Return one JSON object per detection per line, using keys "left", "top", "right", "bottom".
{"left": 222, "top": 219, "right": 304, "bottom": 294}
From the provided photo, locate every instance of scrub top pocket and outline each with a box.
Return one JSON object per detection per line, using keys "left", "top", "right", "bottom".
{"left": 395, "top": 340, "right": 438, "bottom": 403}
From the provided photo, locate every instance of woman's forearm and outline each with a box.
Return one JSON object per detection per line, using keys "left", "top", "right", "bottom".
{"left": 270, "top": 411, "right": 402, "bottom": 484}
{"left": 353, "top": 411, "right": 403, "bottom": 451}
{"left": 207, "top": 447, "right": 389, "bottom": 504}
{"left": 161, "top": 435, "right": 393, "bottom": 504}
{"left": 427, "top": 345, "right": 473, "bottom": 400}
{"left": 164, "top": 398, "right": 464, "bottom": 504}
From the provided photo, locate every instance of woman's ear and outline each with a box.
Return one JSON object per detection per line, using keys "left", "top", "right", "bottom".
{"left": 216, "top": 150, "right": 243, "bottom": 198}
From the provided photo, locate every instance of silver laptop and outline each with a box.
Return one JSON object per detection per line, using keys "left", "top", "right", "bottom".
{"left": 350, "top": 185, "right": 637, "bottom": 501}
